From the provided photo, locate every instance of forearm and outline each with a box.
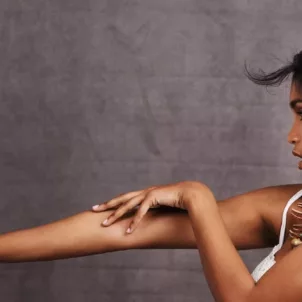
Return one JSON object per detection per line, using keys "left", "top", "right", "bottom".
{"left": 0, "top": 207, "right": 197, "bottom": 262}
{"left": 0, "top": 189, "right": 263, "bottom": 263}
{"left": 187, "top": 190, "right": 255, "bottom": 302}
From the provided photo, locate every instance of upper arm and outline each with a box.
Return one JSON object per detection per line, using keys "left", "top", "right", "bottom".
{"left": 217, "top": 184, "right": 302, "bottom": 250}
{"left": 245, "top": 245, "right": 302, "bottom": 301}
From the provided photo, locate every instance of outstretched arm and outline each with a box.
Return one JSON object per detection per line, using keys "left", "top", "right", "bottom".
{"left": 0, "top": 207, "right": 197, "bottom": 262}
{"left": 0, "top": 184, "right": 300, "bottom": 263}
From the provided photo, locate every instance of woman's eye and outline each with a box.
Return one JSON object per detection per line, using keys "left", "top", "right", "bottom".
{"left": 298, "top": 112, "right": 302, "bottom": 120}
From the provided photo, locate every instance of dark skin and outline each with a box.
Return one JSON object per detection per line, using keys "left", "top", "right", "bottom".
{"left": 219, "top": 80, "right": 302, "bottom": 301}
{"left": 89, "top": 79, "right": 302, "bottom": 301}
{"left": 273, "top": 80, "right": 302, "bottom": 262}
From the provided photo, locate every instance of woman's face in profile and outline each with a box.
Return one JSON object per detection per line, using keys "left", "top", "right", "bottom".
{"left": 288, "top": 81, "right": 302, "bottom": 169}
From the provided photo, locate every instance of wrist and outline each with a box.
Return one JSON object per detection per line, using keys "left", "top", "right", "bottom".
{"left": 185, "top": 184, "right": 216, "bottom": 211}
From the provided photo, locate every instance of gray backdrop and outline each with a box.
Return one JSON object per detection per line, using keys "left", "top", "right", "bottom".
{"left": 1, "top": 1, "right": 302, "bottom": 301}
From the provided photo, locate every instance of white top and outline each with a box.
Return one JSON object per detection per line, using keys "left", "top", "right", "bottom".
{"left": 251, "top": 188, "right": 302, "bottom": 283}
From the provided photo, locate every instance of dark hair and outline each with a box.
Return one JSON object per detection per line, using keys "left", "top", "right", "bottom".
{"left": 244, "top": 50, "right": 302, "bottom": 93}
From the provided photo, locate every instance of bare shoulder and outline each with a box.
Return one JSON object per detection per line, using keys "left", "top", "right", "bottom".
{"left": 217, "top": 183, "right": 302, "bottom": 250}
{"left": 253, "top": 183, "right": 302, "bottom": 244}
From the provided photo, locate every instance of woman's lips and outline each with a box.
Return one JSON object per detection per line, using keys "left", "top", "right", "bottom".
{"left": 292, "top": 151, "right": 302, "bottom": 169}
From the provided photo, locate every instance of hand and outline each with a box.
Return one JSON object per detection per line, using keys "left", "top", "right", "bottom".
{"left": 91, "top": 180, "right": 207, "bottom": 234}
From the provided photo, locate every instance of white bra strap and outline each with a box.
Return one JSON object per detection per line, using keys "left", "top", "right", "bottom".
{"left": 277, "top": 188, "right": 302, "bottom": 249}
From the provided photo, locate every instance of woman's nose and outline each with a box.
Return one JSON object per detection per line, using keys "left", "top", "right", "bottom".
{"left": 288, "top": 127, "right": 300, "bottom": 144}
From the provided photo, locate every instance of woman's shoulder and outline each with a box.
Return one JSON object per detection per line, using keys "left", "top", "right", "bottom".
{"left": 260, "top": 184, "right": 302, "bottom": 244}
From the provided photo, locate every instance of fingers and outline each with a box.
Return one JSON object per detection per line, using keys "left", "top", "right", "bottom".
{"left": 91, "top": 186, "right": 160, "bottom": 235}
{"left": 92, "top": 190, "right": 142, "bottom": 212}
{"left": 126, "top": 198, "right": 152, "bottom": 234}
{"left": 101, "top": 193, "right": 145, "bottom": 227}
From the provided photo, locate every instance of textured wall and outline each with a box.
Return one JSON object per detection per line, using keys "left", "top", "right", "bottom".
{"left": 1, "top": 1, "right": 302, "bottom": 301}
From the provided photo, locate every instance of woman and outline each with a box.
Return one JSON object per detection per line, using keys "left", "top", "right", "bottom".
{"left": 2, "top": 51, "right": 302, "bottom": 301}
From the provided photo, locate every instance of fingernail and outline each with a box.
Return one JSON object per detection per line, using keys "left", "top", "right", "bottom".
{"left": 102, "top": 219, "right": 109, "bottom": 225}
{"left": 92, "top": 205, "right": 99, "bottom": 210}
{"left": 126, "top": 228, "right": 131, "bottom": 233}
